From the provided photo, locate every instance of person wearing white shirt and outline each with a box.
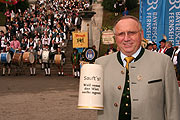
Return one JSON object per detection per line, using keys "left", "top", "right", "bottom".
{"left": 42, "top": 34, "right": 51, "bottom": 47}
{"left": 158, "top": 39, "right": 167, "bottom": 53}
{"left": 27, "top": 37, "right": 36, "bottom": 50}
{"left": 53, "top": 33, "right": 62, "bottom": 47}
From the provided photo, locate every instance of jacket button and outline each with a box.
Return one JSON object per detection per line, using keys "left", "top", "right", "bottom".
{"left": 121, "top": 71, "right": 124, "bottom": 74}
{"left": 114, "top": 103, "right": 118, "bottom": 107}
{"left": 137, "top": 75, "right": 142, "bottom": 81}
{"left": 117, "top": 85, "right": 121, "bottom": 90}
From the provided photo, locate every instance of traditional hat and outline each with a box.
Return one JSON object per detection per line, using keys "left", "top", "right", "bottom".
{"left": 159, "top": 39, "right": 166, "bottom": 43}
{"left": 146, "top": 43, "right": 153, "bottom": 48}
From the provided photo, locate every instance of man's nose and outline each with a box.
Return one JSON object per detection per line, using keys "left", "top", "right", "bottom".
{"left": 123, "top": 33, "right": 130, "bottom": 41}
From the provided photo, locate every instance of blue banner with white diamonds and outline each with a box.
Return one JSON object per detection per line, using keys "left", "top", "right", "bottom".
{"left": 139, "top": 0, "right": 165, "bottom": 46}
{"left": 164, "top": 0, "right": 180, "bottom": 46}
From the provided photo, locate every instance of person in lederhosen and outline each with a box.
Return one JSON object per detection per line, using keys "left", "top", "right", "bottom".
{"left": 74, "top": 13, "right": 82, "bottom": 30}
{"left": 50, "top": 39, "right": 57, "bottom": 63}
{"left": 20, "top": 38, "right": 27, "bottom": 52}
{"left": 27, "top": 37, "right": 36, "bottom": 50}
{"left": 23, "top": 34, "right": 29, "bottom": 44}
{"left": 42, "top": 34, "right": 51, "bottom": 47}
{"left": 36, "top": 40, "right": 43, "bottom": 66}
{"left": 59, "top": 29, "right": 66, "bottom": 41}
{"left": 14, "top": 47, "right": 24, "bottom": 76}
{"left": 41, "top": 34, "right": 51, "bottom": 69}
{"left": 62, "top": 22, "right": 68, "bottom": 39}
{"left": 2, "top": 43, "right": 13, "bottom": 76}
{"left": 27, "top": 44, "right": 37, "bottom": 76}
{"left": 71, "top": 48, "right": 80, "bottom": 78}
{"left": 56, "top": 47, "right": 66, "bottom": 76}
{"left": 34, "top": 34, "right": 41, "bottom": 45}
{"left": 26, "top": 37, "right": 37, "bottom": 76}
{"left": 0, "top": 31, "right": 7, "bottom": 47}
{"left": 1, "top": 38, "right": 8, "bottom": 51}
{"left": 52, "top": 33, "right": 62, "bottom": 48}
{"left": 42, "top": 44, "right": 51, "bottom": 76}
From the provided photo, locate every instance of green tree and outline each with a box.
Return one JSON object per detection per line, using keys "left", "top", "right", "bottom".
{"left": 125, "top": 0, "right": 138, "bottom": 10}
{"left": 8, "top": 0, "right": 29, "bottom": 13}
{"left": 16, "top": 0, "right": 29, "bottom": 12}
{"left": 0, "top": 3, "right": 6, "bottom": 12}
{"left": 102, "top": 0, "right": 115, "bottom": 12}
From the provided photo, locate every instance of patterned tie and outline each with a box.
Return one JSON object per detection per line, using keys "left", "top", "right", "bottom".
{"left": 124, "top": 57, "right": 134, "bottom": 70}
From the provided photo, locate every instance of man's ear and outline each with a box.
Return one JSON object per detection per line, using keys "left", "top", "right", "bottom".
{"left": 141, "top": 30, "right": 144, "bottom": 40}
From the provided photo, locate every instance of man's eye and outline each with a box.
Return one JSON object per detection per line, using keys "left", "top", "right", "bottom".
{"left": 128, "top": 31, "right": 136, "bottom": 35}
{"left": 118, "top": 32, "right": 124, "bottom": 36}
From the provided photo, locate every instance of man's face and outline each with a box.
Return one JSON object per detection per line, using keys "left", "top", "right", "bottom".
{"left": 153, "top": 44, "right": 157, "bottom": 50}
{"left": 147, "top": 45, "right": 153, "bottom": 50}
{"left": 58, "top": 48, "right": 61, "bottom": 52}
{"left": 161, "top": 42, "right": 166, "bottom": 48}
{"left": 115, "top": 18, "right": 143, "bottom": 56}
{"left": 13, "top": 37, "right": 16, "bottom": 41}
{"left": 0, "top": 32, "right": 4, "bottom": 36}
{"left": 7, "top": 47, "right": 10, "bottom": 51}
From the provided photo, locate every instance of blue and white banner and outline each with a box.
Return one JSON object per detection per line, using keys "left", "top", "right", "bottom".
{"left": 164, "top": 0, "right": 180, "bottom": 46}
{"left": 139, "top": 0, "right": 180, "bottom": 46}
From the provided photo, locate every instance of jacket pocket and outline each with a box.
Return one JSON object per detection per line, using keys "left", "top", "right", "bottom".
{"left": 148, "top": 79, "right": 162, "bottom": 84}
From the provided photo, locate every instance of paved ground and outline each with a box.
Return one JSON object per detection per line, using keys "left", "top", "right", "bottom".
{"left": 0, "top": 75, "right": 97, "bottom": 120}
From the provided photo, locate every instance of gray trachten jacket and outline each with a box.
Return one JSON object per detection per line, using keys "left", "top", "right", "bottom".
{"left": 95, "top": 49, "right": 180, "bottom": 120}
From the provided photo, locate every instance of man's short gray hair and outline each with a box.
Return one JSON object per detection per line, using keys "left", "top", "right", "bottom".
{"left": 113, "top": 15, "right": 143, "bottom": 33}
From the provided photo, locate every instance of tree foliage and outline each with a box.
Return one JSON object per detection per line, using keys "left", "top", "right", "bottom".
{"left": 102, "top": 0, "right": 115, "bottom": 12}
{"left": 0, "top": 3, "right": 6, "bottom": 12}
{"left": 8, "top": 0, "right": 29, "bottom": 12}
{"left": 125, "top": 0, "right": 138, "bottom": 10}
{"left": 102, "top": 0, "right": 138, "bottom": 11}
{"left": 0, "top": 0, "right": 29, "bottom": 13}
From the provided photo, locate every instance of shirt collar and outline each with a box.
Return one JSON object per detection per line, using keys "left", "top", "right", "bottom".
{"left": 120, "top": 47, "right": 142, "bottom": 66}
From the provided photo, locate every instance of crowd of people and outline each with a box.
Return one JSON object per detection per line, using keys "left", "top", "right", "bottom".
{"left": 144, "top": 39, "right": 180, "bottom": 80}
{"left": 0, "top": 0, "right": 91, "bottom": 76}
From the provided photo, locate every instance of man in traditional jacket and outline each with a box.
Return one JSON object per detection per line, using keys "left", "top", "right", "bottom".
{"left": 164, "top": 41, "right": 174, "bottom": 58}
{"left": 95, "top": 15, "right": 180, "bottom": 120}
